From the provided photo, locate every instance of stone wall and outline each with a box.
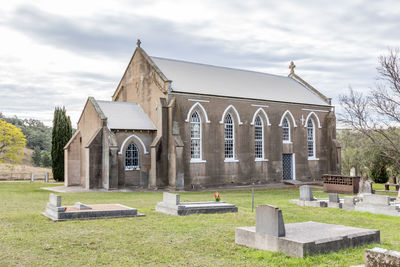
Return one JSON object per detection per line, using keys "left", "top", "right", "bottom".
{"left": 170, "top": 92, "right": 340, "bottom": 189}
{"left": 114, "top": 130, "right": 154, "bottom": 187}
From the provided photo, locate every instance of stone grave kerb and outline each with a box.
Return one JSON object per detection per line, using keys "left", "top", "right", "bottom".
{"left": 363, "top": 194, "right": 390, "bottom": 205}
{"left": 163, "top": 192, "right": 180, "bottom": 205}
{"left": 299, "top": 185, "right": 314, "bottom": 201}
{"left": 255, "top": 204, "right": 285, "bottom": 237}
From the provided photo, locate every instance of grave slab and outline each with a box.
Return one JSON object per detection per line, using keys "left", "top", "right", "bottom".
{"left": 42, "top": 194, "right": 144, "bottom": 221}
{"left": 235, "top": 205, "right": 380, "bottom": 257}
{"left": 354, "top": 195, "right": 400, "bottom": 216}
{"left": 156, "top": 192, "right": 238, "bottom": 216}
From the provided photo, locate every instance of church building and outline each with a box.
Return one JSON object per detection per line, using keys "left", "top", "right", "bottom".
{"left": 64, "top": 40, "right": 341, "bottom": 190}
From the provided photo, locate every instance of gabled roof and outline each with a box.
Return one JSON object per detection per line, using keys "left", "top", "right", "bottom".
{"left": 151, "top": 56, "right": 330, "bottom": 106}
{"left": 96, "top": 100, "right": 156, "bottom": 130}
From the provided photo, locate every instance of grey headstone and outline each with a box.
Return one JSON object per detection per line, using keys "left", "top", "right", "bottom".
{"left": 255, "top": 204, "right": 285, "bottom": 237}
{"left": 163, "top": 192, "right": 180, "bottom": 205}
{"left": 329, "top": 193, "right": 340, "bottom": 203}
{"left": 363, "top": 194, "right": 390, "bottom": 205}
{"left": 49, "top": 193, "right": 61, "bottom": 207}
{"left": 74, "top": 202, "right": 92, "bottom": 210}
{"left": 359, "top": 180, "right": 372, "bottom": 194}
{"left": 299, "top": 185, "right": 314, "bottom": 201}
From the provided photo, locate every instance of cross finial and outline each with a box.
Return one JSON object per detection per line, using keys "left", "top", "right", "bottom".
{"left": 137, "top": 39, "right": 141, "bottom": 48}
{"left": 289, "top": 61, "right": 296, "bottom": 75}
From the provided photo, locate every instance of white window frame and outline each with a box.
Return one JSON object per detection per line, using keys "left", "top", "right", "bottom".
{"left": 254, "top": 115, "right": 267, "bottom": 161}
{"left": 307, "top": 118, "right": 319, "bottom": 160}
{"left": 190, "top": 111, "right": 206, "bottom": 163}
{"left": 125, "top": 142, "right": 140, "bottom": 171}
{"left": 282, "top": 117, "right": 291, "bottom": 144}
{"left": 224, "top": 113, "right": 238, "bottom": 162}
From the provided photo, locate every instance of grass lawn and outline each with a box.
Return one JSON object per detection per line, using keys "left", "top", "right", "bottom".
{"left": 0, "top": 182, "right": 398, "bottom": 266}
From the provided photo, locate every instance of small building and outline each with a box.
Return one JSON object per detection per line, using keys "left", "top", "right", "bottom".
{"left": 64, "top": 40, "right": 341, "bottom": 190}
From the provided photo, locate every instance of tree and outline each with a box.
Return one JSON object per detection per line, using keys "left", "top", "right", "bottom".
{"left": 339, "top": 49, "right": 400, "bottom": 173}
{"left": 0, "top": 119, "right": 26, "bottom": 163}
{"left": 40, "top": 150, "right": 52, "bottom": 167}
{"left": 32, "top": 146, "right": 41, "bottom": 166}
{"left": 51, "top": 107, "right": 72, "bottom": 181}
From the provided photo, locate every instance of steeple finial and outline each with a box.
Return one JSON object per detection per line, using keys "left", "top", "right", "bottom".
{"left": 289, "top": 61, "right": 296, "bottom": 75}
{"left": 137, "top": 39, "right": 141, "bottom": 48}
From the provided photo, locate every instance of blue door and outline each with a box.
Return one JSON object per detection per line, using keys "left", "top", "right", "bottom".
{"left": 282, "top": 154, "right": 293, "bottom": 180}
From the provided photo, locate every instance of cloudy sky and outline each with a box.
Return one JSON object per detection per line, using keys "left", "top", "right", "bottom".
{"left": 1, "top": 0, "right": 399, "bottom": 127}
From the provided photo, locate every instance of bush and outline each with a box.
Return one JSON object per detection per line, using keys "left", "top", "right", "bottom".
{"left": 32, "top": 146, "right": 41, "bottom": 166}
{"left": 369, "top": 160, "right": 389, "bottom": 183}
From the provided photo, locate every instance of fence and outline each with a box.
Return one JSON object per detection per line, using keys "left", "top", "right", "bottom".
{"left": 0, "top": 172, "right": 54, "bottom": 182}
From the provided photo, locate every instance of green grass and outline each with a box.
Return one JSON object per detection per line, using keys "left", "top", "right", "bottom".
{"left": 0, "top": 182, "right": 398, "bottom": 266}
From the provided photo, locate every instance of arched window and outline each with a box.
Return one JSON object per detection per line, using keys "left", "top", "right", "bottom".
{"left": 254, "top": 115, "right": 264, "bottom": 159}
{"left": 125, "top": 142, "right": 139, "bottom": 170}
{"left": 190, "top": 111, "right": 201, "bottom": 159}
{"left": 307, "top": 119, "right": 315, "bottom": 158}
{"left": 224, "top": 113, "right": 234, "bottom": 159}
{"left": 282, "top": 118, "right": 290, "bottom": 142}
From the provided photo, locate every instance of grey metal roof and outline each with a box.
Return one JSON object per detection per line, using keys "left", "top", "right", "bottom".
{"left": 96, "top": 100, "right": 156, "bottom": 130}
{"left": 151, "top": 57, "right": 330, "bottom": 106}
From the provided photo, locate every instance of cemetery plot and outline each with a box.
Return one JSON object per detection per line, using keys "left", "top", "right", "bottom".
{"left": 235, "top": 204, "right": 380, "bottom": 257}
{"left": 155, "top": 192, "right": 238, "bottom": 216}
{"left": 42, "top": 193, "right": 145, "bottom": 221}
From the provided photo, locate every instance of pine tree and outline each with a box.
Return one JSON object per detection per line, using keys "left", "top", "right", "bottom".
{"left": 51, "top": 107, "right": 72, "bottom": 181}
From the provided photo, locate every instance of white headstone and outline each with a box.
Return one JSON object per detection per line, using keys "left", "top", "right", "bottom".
{"left": 255, "top": 204, "right": 285, "bottom": 237}
{"left": 163, "top": 192, "right": 180, "bottom": 205}
{"left": 49, "top": 193, "right": 61, "bottom": 207}
{"left": 350, "top": 167, "right": 356, "bottom": 176}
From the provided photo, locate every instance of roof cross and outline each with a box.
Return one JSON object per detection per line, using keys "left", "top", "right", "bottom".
{"left": 289, "top": 61, "right": 296, "bottom": 75}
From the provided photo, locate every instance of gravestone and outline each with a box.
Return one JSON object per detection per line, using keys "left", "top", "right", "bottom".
{"left": 163, "top": 192, "right": 180, "bottom": 205}
{"left": 397, "top": 189, "right": 400, "bottom": 202}
{"left": 299, "top": 185, "right": 314, "bottom": 201}
{"left": 49, "top": 193, "right": 61, "bottom": 207}
{"left": 350, "top": 167, "right": 356, "bottom": 176}
{"left": 359, "top": 180, "right": 373, "bottom": 195}
{"left": 329, "top": 193, "right": 339, "bottom": 203}
{"left": 255, "top": 205, "right": 285, "bottom": 237}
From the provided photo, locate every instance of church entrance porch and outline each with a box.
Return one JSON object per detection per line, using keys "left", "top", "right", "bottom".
{"left": 282, "top": 154, "right": 294, "bottom": 180}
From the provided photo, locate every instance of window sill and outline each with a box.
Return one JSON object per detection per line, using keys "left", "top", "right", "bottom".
{"left": 255, "top": 158, "right": 269, "bottom": 162}
{"left": 125, "top": 168, "right": 140, "bottom": 171}
{"left": 224, "top": 159, "right": 239, "bottom": 163}
{"left": 283, "top": 141, "right": 292, "bottom": 144}
{"left": 308, "top": 157, "right": 319, "bottom": 161}
{"left": 190, "top": 159, "right": 206, "bottom": 163}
